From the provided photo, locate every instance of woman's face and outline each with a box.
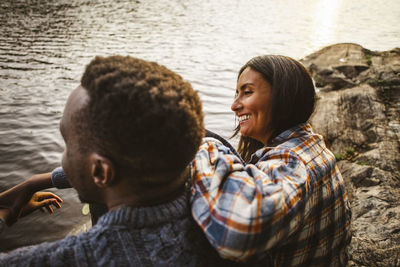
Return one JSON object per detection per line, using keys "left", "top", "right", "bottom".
{"left": 231, "top": 67, "right": 272, "bottom": 144}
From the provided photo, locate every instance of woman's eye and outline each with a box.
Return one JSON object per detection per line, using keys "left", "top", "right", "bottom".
{"left": 244, "top": 90, "right": 253, "bottom": 95}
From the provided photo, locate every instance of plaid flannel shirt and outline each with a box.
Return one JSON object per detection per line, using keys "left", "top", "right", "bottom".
{"left": 190, "top": 123, "right": 352, "bottom": 266}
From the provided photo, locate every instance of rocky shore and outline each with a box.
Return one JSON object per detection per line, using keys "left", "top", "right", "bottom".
{"left": 301, "top": 43, "right": 400, "bottom": 267}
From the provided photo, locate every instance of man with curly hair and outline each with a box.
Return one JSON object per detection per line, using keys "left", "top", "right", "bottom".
{"left": 0, "top": 56, "right": 223, "bottom": 265}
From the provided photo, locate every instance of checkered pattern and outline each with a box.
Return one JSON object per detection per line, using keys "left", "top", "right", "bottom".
{"left": 191, "top": 123, "right": 352, "bottom": 266}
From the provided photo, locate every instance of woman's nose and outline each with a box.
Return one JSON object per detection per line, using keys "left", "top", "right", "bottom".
{"left": 231, "top": 97, "right": 242, "bottom": 112}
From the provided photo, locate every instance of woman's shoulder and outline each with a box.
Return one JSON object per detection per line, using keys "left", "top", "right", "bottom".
{"left": 255, "top": 124, "right": 330, "bottom": 164}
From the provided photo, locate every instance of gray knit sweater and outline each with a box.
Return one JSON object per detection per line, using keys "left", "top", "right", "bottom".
{"left": 0, "top": 194, "right": 223, "bottom": 266}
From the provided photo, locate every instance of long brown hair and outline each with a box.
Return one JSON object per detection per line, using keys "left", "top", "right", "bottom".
{"left": 233, "top": 55, "right": 316, "bottom": 162}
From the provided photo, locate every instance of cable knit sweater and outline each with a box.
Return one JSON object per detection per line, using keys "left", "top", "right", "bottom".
{"left": 0, "top": 194, "right": 222, "bottom": 266}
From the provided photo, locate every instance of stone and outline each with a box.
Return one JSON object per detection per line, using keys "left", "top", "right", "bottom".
{"left": 302, "top": 43, "right": 400, "bottom": 91}
{"left": 301, "top": 43, "right": 400, "bottom": 267}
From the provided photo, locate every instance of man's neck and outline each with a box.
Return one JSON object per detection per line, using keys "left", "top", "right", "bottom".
{"left": 104, "top": 171, "right": 188, "bottom": 210}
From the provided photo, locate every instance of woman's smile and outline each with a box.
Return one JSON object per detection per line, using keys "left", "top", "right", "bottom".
{"left": 238, "top": 114, "right": 252, "bottom": 124}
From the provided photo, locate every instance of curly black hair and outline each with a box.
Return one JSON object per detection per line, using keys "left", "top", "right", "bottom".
{"left": 75, "top": 55, "right": 204, "bottom": 183}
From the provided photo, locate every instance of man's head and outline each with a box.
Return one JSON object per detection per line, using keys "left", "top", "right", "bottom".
{"left": 60, "top": 56, "right": 204, "bottom": 205}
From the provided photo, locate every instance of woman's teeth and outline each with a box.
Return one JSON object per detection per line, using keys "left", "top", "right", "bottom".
{"left": 239, "top": 115, "right": 251, "bottom": 122}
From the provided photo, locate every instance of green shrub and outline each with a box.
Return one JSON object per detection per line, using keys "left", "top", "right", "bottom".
{"left": 365, "top": 54, "right": 372, "bottom": 66}
{"left": 335, "top": 153, "right": 344, "bottom": 161}
{"left": 345, "top": 147, "right": 355, "bottom": 156}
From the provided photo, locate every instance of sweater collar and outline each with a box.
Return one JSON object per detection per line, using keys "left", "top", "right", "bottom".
{"left": 97, "top": 194, "right": 188, "bottom": 228}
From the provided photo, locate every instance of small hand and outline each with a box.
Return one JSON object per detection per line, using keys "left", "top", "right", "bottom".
{"left": 20, "top": 192, "right": 63, "bottom": 217}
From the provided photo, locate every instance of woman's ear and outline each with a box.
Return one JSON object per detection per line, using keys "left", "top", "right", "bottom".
{"left": 89, "top": 153, "right": 116, "bottom": 188}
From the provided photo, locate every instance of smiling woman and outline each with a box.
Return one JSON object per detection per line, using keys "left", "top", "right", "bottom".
{"left": 190, "top": 55, "right": 352, "bottom": 266}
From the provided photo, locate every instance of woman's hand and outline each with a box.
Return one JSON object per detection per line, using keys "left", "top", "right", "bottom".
{"left": 20, "top": 192, "right": 63, "bottom": 217}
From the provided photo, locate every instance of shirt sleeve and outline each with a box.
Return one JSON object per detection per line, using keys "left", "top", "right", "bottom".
{"left": 205, "top": 129, "right": 243, "bottom": 162}
{"left": 0, "top": 218, "right": 5, "bottom": 235}
{"left": 190, "top": 138, "right": 310, "bottom": 262}
{"left": 51, "top": 167, "right": 72, "bottom": 189}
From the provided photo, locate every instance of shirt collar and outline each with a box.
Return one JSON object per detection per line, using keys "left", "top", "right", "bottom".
{"left": 249, "top": 123, "right": 313, "bottom": 163}
{"left": 269, "top": 123, "right": 313, "bottom": 146}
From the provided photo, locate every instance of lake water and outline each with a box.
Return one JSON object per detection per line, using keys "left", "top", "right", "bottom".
{"left": 0, "top": 0, "right": 399, "bottom": 251}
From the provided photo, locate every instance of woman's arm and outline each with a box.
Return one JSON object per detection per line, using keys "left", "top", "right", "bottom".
{"left": 190, "top": 138, "right": 310, "bottom": 262}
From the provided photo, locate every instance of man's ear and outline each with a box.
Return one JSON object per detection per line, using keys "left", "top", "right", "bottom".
{"left": 89, "top": 153, "right": 116, "bottom": 188}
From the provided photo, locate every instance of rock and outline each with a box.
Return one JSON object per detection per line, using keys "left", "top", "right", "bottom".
{"left": 302, "top": 43, "right": 400, "bottom": 91}
{"left": 301, "top": 43, "right": 400, "bottom": 267}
